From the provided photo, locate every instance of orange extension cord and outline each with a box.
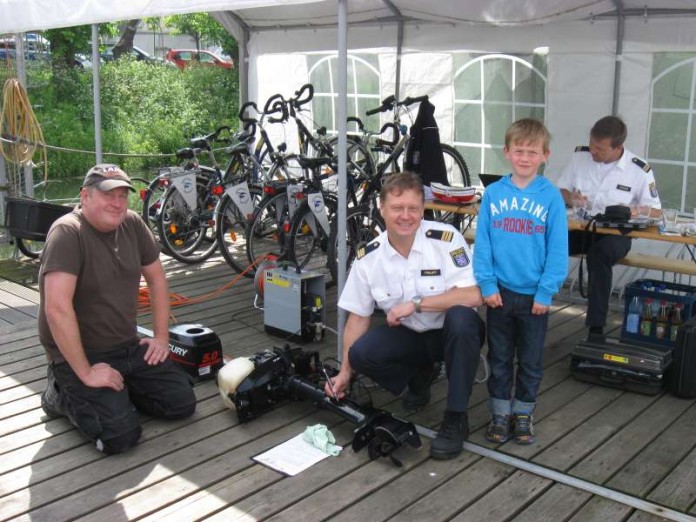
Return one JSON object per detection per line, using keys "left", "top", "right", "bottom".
{"left": 137, "top": 258, "right": 265, "bottom": 319}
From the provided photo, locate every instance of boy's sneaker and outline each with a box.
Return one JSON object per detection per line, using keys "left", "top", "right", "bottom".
{"left": 430, "top": 410, "right": 468, "bottom": 460}
{"left": 512, "top": 413, "right": 535, "bottom": 445}
{"left": 402, "top": 363, "right": 441, "bottom": 411}
{"left": 486, "top": 414, "right": 511, "bottom": 443}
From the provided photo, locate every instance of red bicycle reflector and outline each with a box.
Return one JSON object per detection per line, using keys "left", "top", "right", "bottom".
{"left": 211, "top": 185, "right": 224, "bottom": 196}
{"left": 139, "top": 189, "right": 148, "bottom": 201}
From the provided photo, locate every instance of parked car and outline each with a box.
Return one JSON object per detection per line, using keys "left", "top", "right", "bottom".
{"left": 0, "top": 48, "right": 91, "bottom": 69}
{"left": 101, "top": 45, "right": 168, "bottom": 65}
{"left": 165, "top": 49, "right": 233, "bottom": 70}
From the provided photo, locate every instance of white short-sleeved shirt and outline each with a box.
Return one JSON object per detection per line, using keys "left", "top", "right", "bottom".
{"left": 338, "top": 220, "right": 477, "bottom": 332}
{"left": 556, "top": 147, "right": 661, "bottom": 213}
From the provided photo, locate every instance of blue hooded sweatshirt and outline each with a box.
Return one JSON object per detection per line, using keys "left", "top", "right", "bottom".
{"left": 473, "top": 174, "right": 568, "bottom": 305}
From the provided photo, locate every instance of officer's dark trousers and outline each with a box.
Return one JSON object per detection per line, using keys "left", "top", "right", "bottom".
{"left": 348, "top": 306, "right": 484, "bottom": 412}
{"left": 569, "top": 231, "right": 632, "bottom": 328}
{"left": 47, "top": 341, "right": 196, "bottom": 454}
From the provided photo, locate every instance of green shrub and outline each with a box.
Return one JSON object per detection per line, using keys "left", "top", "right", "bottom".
{"left": 5, "top": 58, "right": 239, "bottom": 183}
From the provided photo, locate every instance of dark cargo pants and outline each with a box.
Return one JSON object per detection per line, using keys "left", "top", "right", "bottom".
{"left": 45, "top": 341, "right": 196, "bottom": 454}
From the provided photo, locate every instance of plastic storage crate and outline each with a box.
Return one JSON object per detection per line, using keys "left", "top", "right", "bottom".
{"left": 621, "top": 279, "right": 696, "bottom": 347}
{"left": 4, "top": 197, "right": 72, "bottom": 241}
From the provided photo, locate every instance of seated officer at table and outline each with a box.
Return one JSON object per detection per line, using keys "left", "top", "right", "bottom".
{"left": 556, "top": 116, "right": 661, "bottom": 335}
{"left": 325, "top": 171, "right": 484, "bottom": 460}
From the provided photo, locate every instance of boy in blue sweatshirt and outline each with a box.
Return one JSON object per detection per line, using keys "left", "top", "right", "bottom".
{"left": 474, "top": 119, "right": 568, "bottom": 444}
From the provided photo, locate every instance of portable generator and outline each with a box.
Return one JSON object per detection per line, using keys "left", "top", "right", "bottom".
{"left": 262, "top": 265, "right": 326, "bottom": 342}
{"left": 137, "top": 324, "right": 224, "bottom": 381}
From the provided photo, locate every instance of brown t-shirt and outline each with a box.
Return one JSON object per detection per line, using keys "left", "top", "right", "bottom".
{"left": 38, "top": 209, "right": 160, "bottom": 363}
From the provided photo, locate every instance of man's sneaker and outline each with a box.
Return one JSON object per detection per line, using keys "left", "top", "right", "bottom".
{"left": 486, "top": 414, "right": 511, "bottom": 443}
{"left": 430, "top": 410, "right": 468, "bottom": 460}
{"left": 402, "top": 363, "right": 440, "bottom": 411}
{"left": 41, "top": 366, "right": 66, "bottom": 419}
{"left": 512, "top": 413, "right": 535, "bottom": 445}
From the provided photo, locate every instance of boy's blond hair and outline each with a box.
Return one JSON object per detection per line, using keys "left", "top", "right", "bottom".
{"left": 505, "top": 118, "right": 551, "bottom": 153}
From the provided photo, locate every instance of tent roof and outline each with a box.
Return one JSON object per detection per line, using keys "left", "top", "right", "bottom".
{"left": 2, "top": 0, "right": 695, "bottom": 35}
{"left": 222, "top": 0, "right": 696, "bottom": 32}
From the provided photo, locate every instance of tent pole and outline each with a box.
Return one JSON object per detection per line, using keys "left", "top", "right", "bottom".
{"left": 91, "top": 24, "right": 103, "bottom": 164}
{"left": 611, "top": 0, "right": 625, "bottom": 115}
{"left": 336, "top": 0, "right": 348, "bottom": 361}
{"left": 14, "top": 33, "right": 34, "bottom": 197}
{"left": 395, "top": 20, "right": 403, "bottom": 101}
{"left": 239, "top": 27, "right": 249, "bottom": 104}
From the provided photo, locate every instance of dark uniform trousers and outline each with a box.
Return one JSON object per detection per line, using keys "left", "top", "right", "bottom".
{"left": 47, "top": 341, "right": 196, "bottom": 454}
{"left": 348, "top": 306, "right": 484, "bottom": 412}
{"left": 569, "top": 231, "right": 632, "bottom": 328}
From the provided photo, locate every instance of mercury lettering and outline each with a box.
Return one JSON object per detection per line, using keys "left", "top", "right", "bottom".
{"left": 170, "top": 345, "right": 188, "bottom": 357}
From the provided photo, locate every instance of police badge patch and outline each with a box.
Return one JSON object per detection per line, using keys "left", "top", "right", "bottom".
{"left": 649, "top": 182, "right": 658, "bottom": 199}
{"left": 449, "top": 247, "right": 470, "bottom": 267}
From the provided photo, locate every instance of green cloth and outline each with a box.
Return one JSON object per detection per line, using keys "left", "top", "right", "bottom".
{"left": 302, "top": 424, "right": 342, "bottom": 456}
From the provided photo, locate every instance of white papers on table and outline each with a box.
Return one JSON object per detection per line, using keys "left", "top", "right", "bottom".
{"left": 252, "top": 433, "right": 340, "bottom": 476}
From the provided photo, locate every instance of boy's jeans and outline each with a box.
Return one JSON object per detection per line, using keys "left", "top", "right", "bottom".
{"left": 486, "top": 286, "right": 548, "bottom": 417}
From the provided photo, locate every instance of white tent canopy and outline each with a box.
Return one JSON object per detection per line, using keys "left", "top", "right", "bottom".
{"left": 3, "top": 0, "right": 696, "bottom": 176}
{"left": 3, "top": 0, "right": 696, "bottom": 351}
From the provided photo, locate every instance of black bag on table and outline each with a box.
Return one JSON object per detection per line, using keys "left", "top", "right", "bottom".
{"left": 669, "top": 316, "right": 696, "bottom": 398}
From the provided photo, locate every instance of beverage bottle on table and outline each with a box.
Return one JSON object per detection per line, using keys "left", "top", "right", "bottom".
{"left": 626, "top": 295, "right": 641, "bottom": 334}
{"left": 670, "top": 304, "right": 683, "bottom": 342}
{"left": 656, "top": 300, "right": 669, "bottom": 339}
{"left": 640, "top": 298, "right": 653, "bottom": 337}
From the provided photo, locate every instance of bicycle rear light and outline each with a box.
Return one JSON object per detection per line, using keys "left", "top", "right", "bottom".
{"left": 211, "top": 185, "right": 224, "bottom": 196}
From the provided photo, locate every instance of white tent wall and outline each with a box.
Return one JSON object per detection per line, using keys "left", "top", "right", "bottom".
{"left": 247, "top": 15, "right": 696, "bottom": 181}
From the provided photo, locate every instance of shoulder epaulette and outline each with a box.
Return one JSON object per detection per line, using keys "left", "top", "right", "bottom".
{"left": 632, "top": 157, "right": 652, "bottom": 173}
{"left": 575, "top": 145, "right": 590, "bottom": 153}
{"left": 425, "top": 229, "right": 454, "bottom": 242}
{"left": 356, "top": 241, "right": 380, "bottom": 260}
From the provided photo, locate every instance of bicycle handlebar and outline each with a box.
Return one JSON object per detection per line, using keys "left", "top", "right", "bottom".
{"left": 365, "top": 94, "right": 395, "bottom": 116}
{"left": 346, "top": 116, "right": 364, "bottom": 132}
{"left": 374, "top": 122, "right": 400, "bottom": 148}
{"left": 239, "top": 101, "right": 259, "bottom": 124}
{"left": 263, "top": 93, "right": 286, "bottom": 116}
{"left": 291, "top": 83, "right": 314, "bottom": 108}
{"left": 365, "top": 94, "right": 428, "bottom": 116}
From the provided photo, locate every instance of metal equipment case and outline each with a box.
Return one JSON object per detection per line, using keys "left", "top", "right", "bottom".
{"left": 263, "top": 266, "right": 325, "bottom": 342}
{"left": 571, "top": 335, "right": 672, "bottom": 395}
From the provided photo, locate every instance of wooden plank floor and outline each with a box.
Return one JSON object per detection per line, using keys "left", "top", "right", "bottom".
{"left": 1, "top": 254, "right": 695, "bottom": 521}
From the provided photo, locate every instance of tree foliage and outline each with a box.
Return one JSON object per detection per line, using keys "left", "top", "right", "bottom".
{"left": 163, "top": 13, "right": 237, "bottom": 58}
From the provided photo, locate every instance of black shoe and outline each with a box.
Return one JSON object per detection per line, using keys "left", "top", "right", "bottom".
{"left": 430, "top": 410, "right": 468, "bottom": 460}
{"left": 588, "top": 326, "right": 604, "bottom": 336}
{"left": 402, "top": 363, "right": 440, "bottom": 411}
{"left": 41, "top": 366, "right": 65, "bottom": 419}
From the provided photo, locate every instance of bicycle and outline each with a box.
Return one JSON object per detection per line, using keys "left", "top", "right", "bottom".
{"left": 325, "top": 94, "right": 471, "bottom": 280}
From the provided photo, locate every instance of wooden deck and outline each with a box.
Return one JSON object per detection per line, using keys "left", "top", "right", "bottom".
{"left": 1, "top": 254, "right": 695, "bottom": 522}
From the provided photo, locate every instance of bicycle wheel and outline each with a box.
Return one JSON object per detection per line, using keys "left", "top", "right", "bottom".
{"left": 245, "top": 191, "right": 290, "bottom": 273}
{"left": 140, "top": 177, "right": 168, "bottom": 239}
{"left": 327, "top": 203, "right": 385, "bottom": 283}
{"left": 157, "top": 180, "right": 219, "bottom": 264}
{"left": 441, "top": 143, "right": 471, "bottom": 188}
{"left": 215, "top": 186, "right": 263, "bottom": 277}
{"left": 287, "top": 194, "right": 337, "bottom": 282}
{"left": 15, "top": 237, "right": 44, "bottom": 259}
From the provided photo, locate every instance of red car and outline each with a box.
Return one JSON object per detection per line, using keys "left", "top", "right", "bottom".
{"left": 165, "top": 49, "right": 233, "bottom": 70}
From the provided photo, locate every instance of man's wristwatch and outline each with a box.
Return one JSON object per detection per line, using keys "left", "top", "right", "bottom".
{"left": 412, "top": 295, "right": 423, "bottom": 313}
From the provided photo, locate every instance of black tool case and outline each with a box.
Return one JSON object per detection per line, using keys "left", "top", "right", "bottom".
{"left": 571, "top": 335, "right": 672, "bottom": 395}
{"left": 669, "top": 317, "right": 696, "bottom": 398}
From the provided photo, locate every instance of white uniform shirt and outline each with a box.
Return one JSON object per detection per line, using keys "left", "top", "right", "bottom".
{"left": 338, "top": 220, "right": 477, "bottom": 332}
{"left": 556, "top": 147, "right": 661, "bottom": 214}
